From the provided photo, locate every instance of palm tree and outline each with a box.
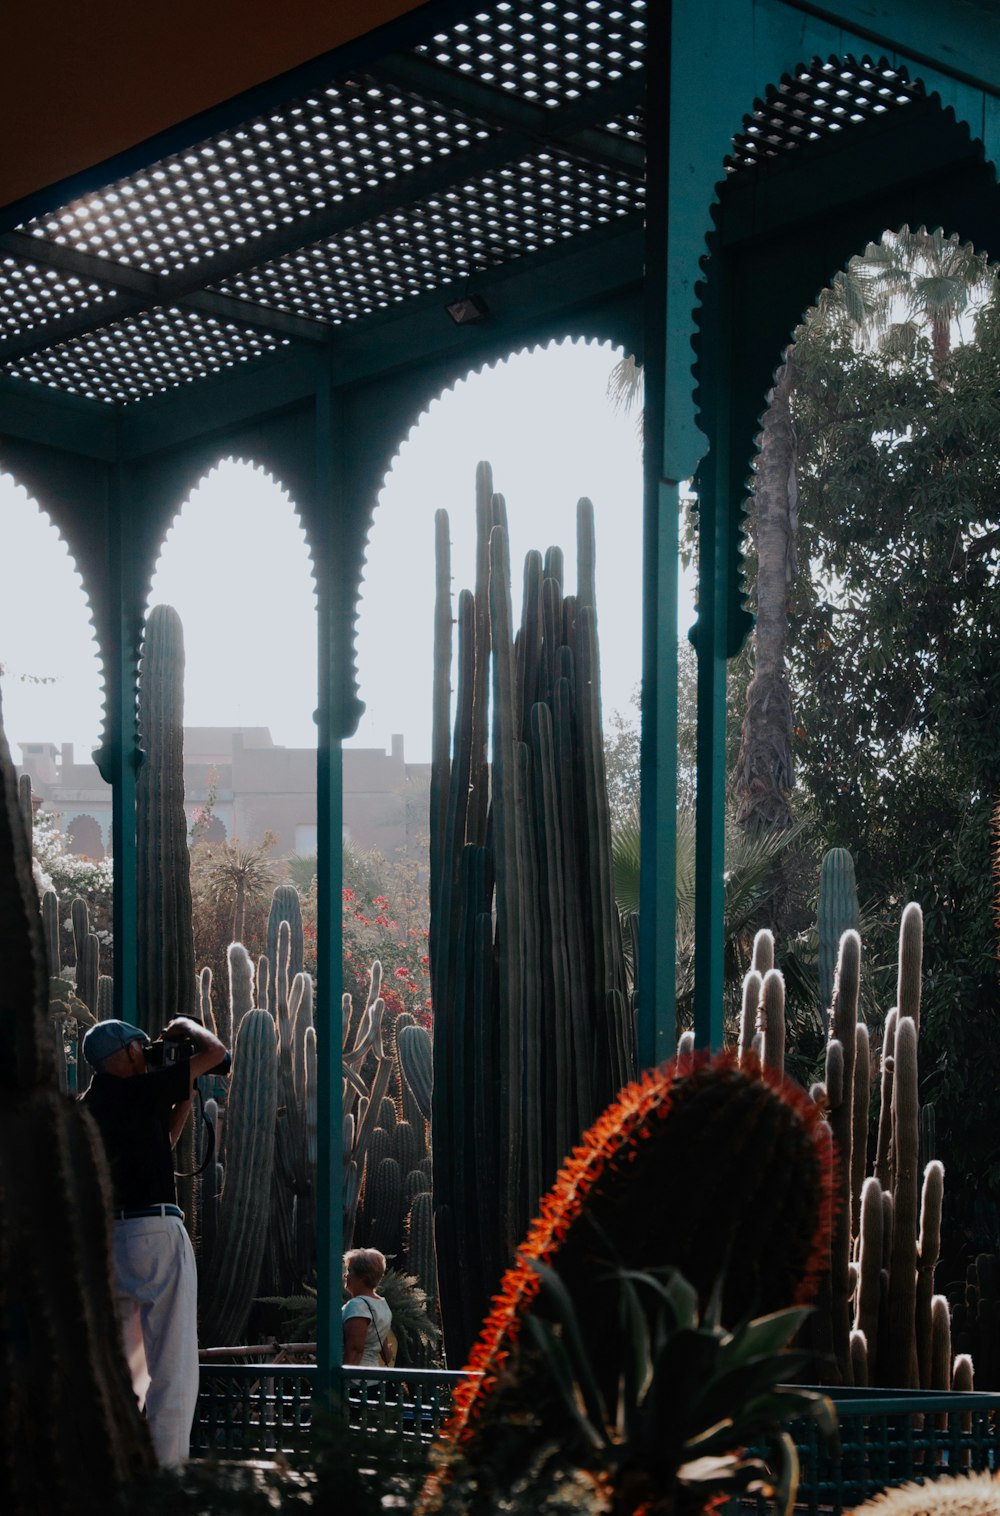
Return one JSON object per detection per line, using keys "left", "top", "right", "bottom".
{"left": 733, "top": 228, "right": 993, "bottom": 838}
{"left": 200, "top": 835, "right": 278, "bottom": 943}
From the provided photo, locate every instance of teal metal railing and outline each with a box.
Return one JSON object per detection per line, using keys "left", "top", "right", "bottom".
{"left": 751, "top": 1387, "right": 1000, "bottom": 1514}
{"left": 195, "top": 1371, "right": 1000, "bottom": 1513}
{"left": 194, "top": 1364, "right": 470, "bottom": 1460}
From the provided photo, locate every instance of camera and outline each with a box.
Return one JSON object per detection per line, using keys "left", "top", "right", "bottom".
{"left": 145, "top": 1034, "right": 197, "bottom": 1068}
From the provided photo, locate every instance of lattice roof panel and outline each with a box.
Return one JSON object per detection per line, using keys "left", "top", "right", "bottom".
{"left": 21, "top": 75, "right": 498, "bottom": 280}
{"left": 416, "top": 0, "right": 647, "bottom": 105}
{"left": 0, "top": 3, "right": 930, "bottom": 408}
{"left": 7, "top": 306, "right": 284, "bottom": 405}
{"left": 0, "top": 254, "right": 114, "bottom": 343}
{"left": 215, "top": 150, "right": 643, "bottom": 324}
{"left": 728, "top": 58, "right": 921, "bottom": 172}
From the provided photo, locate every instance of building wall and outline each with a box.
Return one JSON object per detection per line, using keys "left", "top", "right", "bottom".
{"left": 17, "top": 729, "right": 426, "bottom": 862}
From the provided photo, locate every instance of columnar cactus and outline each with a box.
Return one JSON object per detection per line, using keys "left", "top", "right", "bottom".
{"left": 828, "top": 929, "right": 861, "bottom": 1383}
{"left": 0, "top": 695, "right": 155, "bottom": 1507}
{"left": 202, "top": 1007, "right": 278, "bottom": 1344}
{"left": 429, "top": 465, "right": 634, "bottom": 1364}
{"left": 136, "top": 603, "right": 196, "bottom": 1032}
{"left": 267, "top": 884, "right": 304, "bottom": 984}
{"left": 818, "top": 847, "right": 860, "bottom": 1010}
{"left": 887, "top": 1013, "right": 920, "bottom": 1386}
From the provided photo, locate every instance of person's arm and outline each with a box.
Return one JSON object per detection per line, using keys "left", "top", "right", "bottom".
{"left": 162, "top": 1017, "right": 228, "bottom": 1087}
{"left": 343, "top": 1315, "right": 369, "bottom": 1366}
{"left": 168, "top": 1097, "right": 192, "bottom": 1148}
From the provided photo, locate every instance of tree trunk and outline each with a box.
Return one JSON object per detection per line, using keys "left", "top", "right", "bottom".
{"left": 733, "top": 358, "right": 797, "bottom": 832}
{"left": 233, "top": 877, "right": 246, "bottom": 945}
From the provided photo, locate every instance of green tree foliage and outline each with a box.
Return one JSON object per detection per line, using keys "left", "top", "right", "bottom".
{"left": 786, "top": 231, "right": 1000, "bottom": 1226}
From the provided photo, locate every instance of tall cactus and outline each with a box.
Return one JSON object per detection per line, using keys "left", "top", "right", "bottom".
{"left": 136, "top": 603, "right": 196, "bottom": 1032}
{"left": 429, "top": 465, "right": 634, "bottom": 1364}
{"left": 0, "top": 694, "right": 155, "bottom": 1507}
{"left": 818, "top": 848, "right": 860, "bottom": 1010}
{"left": 267, "top": 884, "right": 304, "bottom": 985}
{"left": 826, "top": 930, "right": 861, "bottom": 1383}
{"left": 203, "top": 1007, "right": 278, "bottom": 1344}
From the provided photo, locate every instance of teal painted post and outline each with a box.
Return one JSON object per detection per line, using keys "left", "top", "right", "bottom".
{"left": 637, "top": 0, "right": 678, "bottom": 1071}
{"left": 690, "top": 244, "right": 752, "bottom": 1051}
{"left": 95, "top": 465, "right": 140, "bottom": 1021}
{"left": 313, "top": 372, "right": 346, "bottom": 1402}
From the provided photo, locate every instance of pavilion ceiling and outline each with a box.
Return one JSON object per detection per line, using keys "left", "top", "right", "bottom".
{"left": 0, "top": 0, "right": 924, "bottom": 409}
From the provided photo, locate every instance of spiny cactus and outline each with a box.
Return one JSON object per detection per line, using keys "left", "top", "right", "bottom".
{"left": 846, "top": 1471, "right": 1000, "bottom": 1514}
{"left": 0, "top": 694, "right": 155, "bottom": 1507}
{"left": 419, "top": 1054, "right": 832, "bottom": 1514}
{"left": 136, "top": 604, "right": 196, "bottom": 1033}
{"left": 818, "top": 848, "right": 860, "bottom": 1010}
{"left": 226, "top": 941, "right": 253, "bottom": 1046}
{"left": 203, "top": 1007, "right": 278, "bottom": 1344}
{"left": 430, "top": 464, "right": 633, "bottom": 1364}
{"left": 267, "top": 884, "right": 304, "bottom": 985}
{"left": 828, "top": 929, "right": 861, "bottom": 1383}
{"left": 953, "top": 1254, "right": 1000, "bottom": 1388}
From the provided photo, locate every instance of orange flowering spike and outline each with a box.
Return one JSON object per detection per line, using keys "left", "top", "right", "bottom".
{"left": 417, "top": 1053, "right": 834, "bottom": 1514}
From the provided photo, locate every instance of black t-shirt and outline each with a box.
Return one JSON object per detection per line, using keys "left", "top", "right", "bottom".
{"left": 82, "top": 1058, "right": 192, "bottom": 1210}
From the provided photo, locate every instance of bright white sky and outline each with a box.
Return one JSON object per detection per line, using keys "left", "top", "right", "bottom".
{"left": 0, "top": 338, "right": 695, "bottom": 768}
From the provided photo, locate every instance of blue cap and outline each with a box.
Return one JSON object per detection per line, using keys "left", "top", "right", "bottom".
{"left": 82, "top": 1019, "right": 150, "bottom": 1067}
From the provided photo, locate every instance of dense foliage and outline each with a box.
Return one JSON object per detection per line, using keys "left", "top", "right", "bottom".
{"left": 784, "top": 236, "right": 1000, "bottom": 1247}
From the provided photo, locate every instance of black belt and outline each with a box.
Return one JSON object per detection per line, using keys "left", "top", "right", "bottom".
{"left": 114, "top": 1204, "right": 183, "bottom": 1221}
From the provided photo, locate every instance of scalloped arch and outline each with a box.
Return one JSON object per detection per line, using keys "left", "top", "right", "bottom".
{"left": 147, "top": 453, "right": 317, "bottom": 610}
{"left": 144, "top": 455, "right": 318, "bottom": 753}
{"left": 688, "top": 54, "right": 1000, "bottom": 647}
{"left": 0, "top": 468, "right": 108, "bottom": 761}
{"left": 352, "top": 327, "right": 634, "bottom": 613}
{"left": 349, "top": 333, "right": 638, "bottom": 750}
{"left": 692, "top": 55, "right": 1000, "bottom": 450}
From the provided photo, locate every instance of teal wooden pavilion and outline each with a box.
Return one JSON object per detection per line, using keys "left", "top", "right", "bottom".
{"left": 3, "top": 0, "right": 1000, "bottom": 1389}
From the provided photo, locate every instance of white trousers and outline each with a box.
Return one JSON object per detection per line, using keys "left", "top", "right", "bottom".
{"left": 113, "top": 1214, "right": 199, "bottom": 1467}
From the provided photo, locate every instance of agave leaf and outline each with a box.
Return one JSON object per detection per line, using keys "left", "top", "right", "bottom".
{"left": 722, "top": 1306, "right": 812, "bottom": 1368}
{"left": 522, "top": 1314, "right": 607, "bottom": 1453}
{"left": 527, "top": 1261, "right": 609, "bottom": 1435}
{"left": 693, "top": 1358, "right": 814, "bottom": 1435}
{"left": 617, "top": 1271, "right": 653, "bottom": 1439}
{"left": 650, "top": 1330, "right": 723, "bottom": 1439}
{"left": 676, "top": 1452, "right": 745, "bottom": 1485}
{"left": 768, "top": 1430, "right": 800, "bottom": 1516}
{"left": 605, "top": 1266, "right": 699, "bottom": 1334}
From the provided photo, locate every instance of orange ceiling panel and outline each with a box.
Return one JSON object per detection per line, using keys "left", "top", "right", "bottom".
{"left": 4, "top": 0, "right": 428, "bottom": 214}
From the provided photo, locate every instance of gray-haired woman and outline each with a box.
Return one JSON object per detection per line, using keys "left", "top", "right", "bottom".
{"left": 342, "top": 1247, "right": 395, "bottom": 1366}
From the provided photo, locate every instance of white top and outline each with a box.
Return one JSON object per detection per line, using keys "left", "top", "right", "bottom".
{"left": 342, "top": 1292, "right": 393, "bottom": 1367}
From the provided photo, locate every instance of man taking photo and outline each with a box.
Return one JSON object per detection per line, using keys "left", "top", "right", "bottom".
{"left": 81, "top": 1015, "right": 228, "bottom": 1467}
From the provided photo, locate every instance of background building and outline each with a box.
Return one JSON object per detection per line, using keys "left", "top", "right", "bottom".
{"left": 17, "top": 730, "right": 428, "bottom": 862}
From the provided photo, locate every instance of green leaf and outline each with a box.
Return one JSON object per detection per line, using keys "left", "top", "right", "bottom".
{"left": 521, "top": 1313, "right": 608, "bottom": 1454}
{"left": 722, "top": 1306, "right": 812, "bottom": 1369}
{"left": 526, "top": 1261, "right": 609, "bottom": 1434}
{"left": 617, "top": 1271, "right": 653, "bottom": 1439}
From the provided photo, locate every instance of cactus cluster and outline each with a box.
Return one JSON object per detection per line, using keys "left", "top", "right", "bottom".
{"left": 197, "top": 881, "right": 320, "bottom": 1342}
{"left": 739, "top": 878, "right": 970, "bottom": 1391}
{"left": 429, "top": 462, "right": 634, "bottom": 1364}
{"left": 341, "top": 958, "right": 438, "bottom": 1334}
